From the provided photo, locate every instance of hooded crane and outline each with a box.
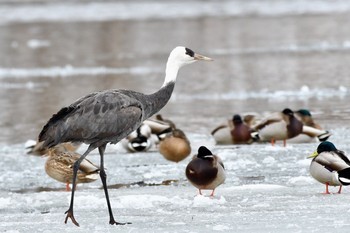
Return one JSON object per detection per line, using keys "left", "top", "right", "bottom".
{"left": 38, "top": 46, "right": 212, "bottom": 226}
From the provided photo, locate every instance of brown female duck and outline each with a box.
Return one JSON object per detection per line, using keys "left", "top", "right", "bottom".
{"left": 45, "top": 144, "right": 99, "bottom": 190}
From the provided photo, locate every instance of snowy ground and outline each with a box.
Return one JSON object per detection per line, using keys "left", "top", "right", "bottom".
{"left": 1, "top": 129, "right": 350, "bottom": 232}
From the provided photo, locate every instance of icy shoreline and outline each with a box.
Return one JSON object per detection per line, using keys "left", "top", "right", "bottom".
{"left": 2, "top": 129, "right": 350, "bottom": 232}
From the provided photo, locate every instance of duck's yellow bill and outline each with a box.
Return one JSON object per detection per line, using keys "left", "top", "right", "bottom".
{"left": 307, "top": 151, "right": 318, "bottom": 159}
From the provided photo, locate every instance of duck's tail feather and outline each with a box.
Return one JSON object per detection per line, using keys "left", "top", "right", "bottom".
{"left": 317, "top": 131, "right": 332, "bottom": 142}
{"left": 338, "top": 167, "right": 350, "bottom": 185}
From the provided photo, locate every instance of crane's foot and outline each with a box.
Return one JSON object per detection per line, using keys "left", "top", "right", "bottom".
{"left": 64, "top": 209, "right": 80, "bottom": 227}
{"left": 109, "top": 218, "right": 132, "bottom": 225}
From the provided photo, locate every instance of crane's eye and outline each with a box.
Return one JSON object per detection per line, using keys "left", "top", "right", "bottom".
{"left": 185, "top": 48, "right": 194, "bottom": 57}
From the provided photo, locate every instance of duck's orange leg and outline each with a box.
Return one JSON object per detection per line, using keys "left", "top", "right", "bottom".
{"left": 210, "top": 189, "right": 216, "bottom": 197}
{"left": 337, "top": 185, "right": 343, "bottom": 194}
{"left": 270, "top": 138, "right": 275, "bottom": 146}
{"left": 283, "top": 139, "right": 286, "bottom": 147}
{"left": 323, "top": 183, "right": 331, "bottom": 194}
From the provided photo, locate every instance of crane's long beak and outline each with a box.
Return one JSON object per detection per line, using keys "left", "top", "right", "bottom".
{"left": 307, "top": 151, "right": 318, "bottom": 159}
{"left": 194, "top": 53, "right": 213, "bottom": 61}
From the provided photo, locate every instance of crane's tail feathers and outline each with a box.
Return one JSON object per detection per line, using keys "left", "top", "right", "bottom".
{"left": 338, "top": 167, "right": 350, "bottom": 185}
{"left": 38, "top": 106, "right": 75, "bottom": 148}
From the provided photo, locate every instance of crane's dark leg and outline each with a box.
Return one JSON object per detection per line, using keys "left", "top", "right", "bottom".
{"left": 98, "top": 144, "right": 131, "bottom": 225}
{"left": 65, "top": 144, "right": 96, "bottom": 227}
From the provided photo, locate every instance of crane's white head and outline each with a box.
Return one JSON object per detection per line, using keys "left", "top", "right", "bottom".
{"left": 168, "top": 46, "right": 213, "bottom": 68}
{"left": 163, "top": 46, "right": 212, "bottom": 87}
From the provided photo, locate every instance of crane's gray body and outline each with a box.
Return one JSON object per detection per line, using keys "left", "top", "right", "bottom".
{"left": 39, "top": 82, "right": 175, "bottom": 150}
{"left": 35, "top": 46, "right": 212, "bottom": 226}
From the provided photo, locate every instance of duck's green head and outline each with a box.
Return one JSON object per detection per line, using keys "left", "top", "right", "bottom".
{"left": 296, "top": 109, "right": 312, "bottom": 117}
{"left": 308, "top": 141, "right": 337, "bottom": 158}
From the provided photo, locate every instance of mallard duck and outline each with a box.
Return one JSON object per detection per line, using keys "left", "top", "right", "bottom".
{"left": 308, "top": 141, "right": 350, "bottom": 194}
{"left": 159, "top": 128, "right": 191, "bottom": 162}
{"left": 293, "top": 109, "right": 331, "bottom": 142}
{"left": 243, "top": 114, "right": 258, "bottom": 127}
{"left": 45, "top": 144, "right": 100, "bottom": 191}
{"left": 155, "top": 114, "right": 176, "bottom": 129}
{"left": 185, "top": 146, "right": 226, "bottom": 196}
{"left": 295, "top": 109, "right": 322, "bottom": 130}
{"left": 26, "top": 140, "right": 81, "bottom": 156}
{"left": 287, "top": 125, "right": 332, "bottom": 144}
{"left": 144, "top": 118, "right": 172, "bottom": 135}
{"left": 211, "top": 124, "right": 231, "bottom": 145}
{"left": 230, "top": 114, "right": 254, "bottom": 144}
{"left": 121, "top": 123, "right": 155, "bottom": 152}
{"left": 143, "top": 118, "right": 173, "bottom": 145}
{"left": 252, "top": 108, "right": 303, "bottom": 146}
{"left": 211, "top": 114, "right": 255, "bottom": 145}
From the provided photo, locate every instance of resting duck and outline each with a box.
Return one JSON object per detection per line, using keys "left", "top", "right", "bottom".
{"left": 295, "top": 109, "right": 322, "bottom": 129}
{"left": 45, "top": 144, "right": 100, "bottom": 191}
{"left": 308, "top": 141, "right": 350, "bottom": 194}
{"left": 121, "top": 123, "right": 155, "bottom": 152}
{"left": 252, "top": 108, "right": 303, "bottom": 146}
{"left": 230, "top": 114, "right": 254, "bottom": 144}
{"left": 159, "top": 128, "right": 191, "bottom": 162}
{"left": 185, "top": 146, "right": 226, "bottom": 196}
{"left": 26, "top": 140, "right": 81, "bottom": 156}
{"left": 211, "top": 114, "right": 254, "bottom": 145}
{"left": 290, "top": 109, "right": 331, "bottom": 142}
{"left": 287, "top": 125, "right": 332, "bottom": 144}
{"left": 155, "top": 114, "right": 176, "bottom": 129}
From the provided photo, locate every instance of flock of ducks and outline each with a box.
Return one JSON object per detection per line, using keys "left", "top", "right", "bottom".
{"left": 211, "top": 108, "right": 331, "bottom": 146}
{"left": 25, "top": 107, "right": 350, "bottom": 195}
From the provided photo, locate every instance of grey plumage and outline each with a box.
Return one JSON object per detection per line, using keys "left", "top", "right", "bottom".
{"left": 39, "top": 85, "right": 174, "bottom": 149}
{"left": 37, "top": 46, "right": 212, "bottom": 227}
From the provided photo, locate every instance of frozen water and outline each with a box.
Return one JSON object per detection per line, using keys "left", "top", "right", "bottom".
{"left": 2, "top": 129, "right": 350, "bottom": 232}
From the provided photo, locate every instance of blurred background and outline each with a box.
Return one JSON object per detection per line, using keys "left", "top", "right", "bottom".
{"left": 1, "top": 0, "right": 350, "bottom": 145}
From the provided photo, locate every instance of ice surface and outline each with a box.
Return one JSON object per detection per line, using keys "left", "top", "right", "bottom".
{"left": 2, "top": 129, "right": 350, "bottom": 232}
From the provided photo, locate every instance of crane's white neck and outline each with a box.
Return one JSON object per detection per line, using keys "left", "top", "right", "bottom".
{"left": 162, "top": 59, "right": 181, "bottom": 88}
